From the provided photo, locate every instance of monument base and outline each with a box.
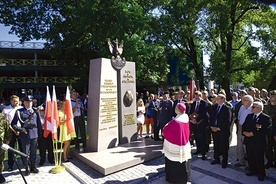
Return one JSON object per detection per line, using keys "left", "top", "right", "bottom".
{"left": 71, "top": 138, "right": 163, "bottom": 175}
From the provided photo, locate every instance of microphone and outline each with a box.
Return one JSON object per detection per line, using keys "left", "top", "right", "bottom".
{"left": 1, "top": 144, "right": 29, "bottom": 158}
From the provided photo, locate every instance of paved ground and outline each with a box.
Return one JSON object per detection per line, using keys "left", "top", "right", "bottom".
{"left": 2, "top": 125, "right": 276, "bottom": 184}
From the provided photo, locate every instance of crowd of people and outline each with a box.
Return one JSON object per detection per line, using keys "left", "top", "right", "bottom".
{"left": 0, "top": 86, "right": 274, "bottom": 183}
{"left": 0, "top": 89, "right": 87, "bottom": 182}
{"left": 136, "top": 87, "right": 276, "bottom": 183}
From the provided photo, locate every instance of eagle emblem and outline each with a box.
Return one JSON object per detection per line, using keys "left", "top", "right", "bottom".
{"left": 107, "top": 38, "right": 126, "bottom": 70}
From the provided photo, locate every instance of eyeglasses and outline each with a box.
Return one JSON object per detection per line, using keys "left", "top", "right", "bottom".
{"left": 252, "top": 106, "right": 259, "bottom": 109}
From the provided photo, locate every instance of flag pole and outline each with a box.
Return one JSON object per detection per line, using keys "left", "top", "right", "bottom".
{"left": 59, "top": 140, "right": 64, "bottom": 166}
{"left": 49, "top": 85, "right": 65, "bottom": 174}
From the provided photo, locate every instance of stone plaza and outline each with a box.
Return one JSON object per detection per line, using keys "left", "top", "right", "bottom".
{"left": 2, "top": 124, "right": 276, "bottom": 184}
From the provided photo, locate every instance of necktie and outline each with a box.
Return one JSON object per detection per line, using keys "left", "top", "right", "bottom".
{"left": 195, "top": 102, "right": 199, "bottom": 112}
{"left": 214, "top": 105, "right": 221, "bottom": 126}
{"left": 253, "top": 115, "right": 257, "bottom": 121}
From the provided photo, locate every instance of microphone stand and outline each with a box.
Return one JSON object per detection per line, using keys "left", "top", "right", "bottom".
{"left": 12, "top": 153, "right": 27, "bottom": 184}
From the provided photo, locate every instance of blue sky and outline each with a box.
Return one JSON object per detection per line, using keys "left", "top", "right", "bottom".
{"left": 0, "top": 24, "right": 45, "bottom": 42}
{"left": 0, "top": 24, "right": 20, "bottom": 41}
{"left": 0, "top": 24, "right": 211, "bottom": 66}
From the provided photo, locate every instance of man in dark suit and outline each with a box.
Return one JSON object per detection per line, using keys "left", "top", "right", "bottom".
{"left": 242, "top": 101, "right": 272, "bottom": 181}
{"left": 172, "top": 90, "right": 189, "bottom": 118}
{"left": 202, "top": 91, "right": 212, "bottom": 152}
{"left": 11, "top": 95, "right": 42, "bottom": 176}
{"left": 172, "top": 90, "right": 192, "bottom": 144}
{"left": 210, "top": 94, "right": 231, "bottom": 168}
{"left": 189, "top": 91, "right": 208, "bottom": 160}
{"left": 158, "top": 92, "right": 173, "bottom": 139}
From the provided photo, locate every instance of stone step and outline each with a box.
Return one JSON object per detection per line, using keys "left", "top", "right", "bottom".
{"left": 70, "top": 138, "right": 163, "bottom": 175}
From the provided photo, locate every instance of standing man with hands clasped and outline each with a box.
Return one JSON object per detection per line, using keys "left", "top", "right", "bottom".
{"left": 11, "top": 95, "right": 42, "bottom": 176}
{"left": 242, "top": 101, "right": 272, "bottom": 182}
{"left": 210, "top": 94, "right": 231, "bottom": 168}
{"left": 71, "top": 89, "right": 86, "bottom": 152}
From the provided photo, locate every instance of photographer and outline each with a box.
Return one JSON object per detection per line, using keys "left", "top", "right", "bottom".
{"left": 11, "top": 95, "right": 42, "bottom": 176}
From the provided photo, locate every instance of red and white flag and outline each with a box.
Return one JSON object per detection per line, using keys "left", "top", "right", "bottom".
{"left": 64, "top": 86, "right": 75, "bottom": 135}
{"left": 189, "top": 80, "right": 197, "bottom": 100}
{"left": 50, "top": 85, "right": 60, "bottom": 140}
{"left": 43, "top": 86, "right": 52, "bottom": 138}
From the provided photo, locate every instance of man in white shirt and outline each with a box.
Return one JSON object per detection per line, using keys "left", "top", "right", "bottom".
{"left": 71, "top": 89, "right": 86, "bottom": 152}
{"left": 2, "top": 95, "right": 23, "bottom": 171}
{"left": 229, "top": 92, "right": 240, "bottom": 144}
{"left": 235, "top": 95, "right": 253, "bottom": 168}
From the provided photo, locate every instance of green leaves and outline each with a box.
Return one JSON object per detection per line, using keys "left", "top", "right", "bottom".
{"left": 0, "top": 0, "right": 274, "bottom": 91}
{"left": 204, "top": 0, "right": 275, "bottom": 95}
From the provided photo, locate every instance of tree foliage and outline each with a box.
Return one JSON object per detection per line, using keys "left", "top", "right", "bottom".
{"left": 0, "top": 0, "right": 169, "bottom": 91}
{"left": 203, "top": 0, "right": 275, "bottom": 98}
{"left": 0, "top": 0, "right": 275, "bottom": 94}
{"left": 151, "top": 0, "right": 206, "bottom": 89}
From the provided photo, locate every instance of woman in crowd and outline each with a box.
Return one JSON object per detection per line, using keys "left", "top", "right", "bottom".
{"left": 163, "top": 103, "right": 192, "bottom": 183}
{"left": 58, "top": 101, "right": 76, "bottom": 162}
{"left": 136, "top": 98, "right": 145, "bottom": 137}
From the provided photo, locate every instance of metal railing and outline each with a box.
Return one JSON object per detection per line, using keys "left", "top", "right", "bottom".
{"left": 0, "top": 41, "right": 45, "bottom": 49}
{"left": 0, "top": 58, "right": 64, "bottom": 66}
{"left": 1, "top": 77, "right": 76, "bottom": 84}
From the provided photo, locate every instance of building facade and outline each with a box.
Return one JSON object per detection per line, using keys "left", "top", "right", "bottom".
{"left": 0, "top": 41, "right": 75, "bottom": 104}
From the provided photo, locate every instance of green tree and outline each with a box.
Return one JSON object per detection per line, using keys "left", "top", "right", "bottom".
{"left": 0, "top": 0, "right": 169, "bottom": 90}
{"left": 152, "top": 0, "right": 206, "bottom": 89}
{"left": 204, "top": 0, "right": 275, "bottom": 98}
{"left": 1, "top": 0, "right": 275, "bottom": 94}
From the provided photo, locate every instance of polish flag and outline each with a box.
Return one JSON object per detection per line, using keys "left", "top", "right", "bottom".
{"left": 43, "top": 86, "right": 52, "bottom": 138}
{"left": 64, "top": 86, "right": 75, "bottom": 135}
{"left": 189, "top": 80, "right": 197, "bottom": 100}
{"left": 47, "top": 85, "right": 59, "bottom": 140}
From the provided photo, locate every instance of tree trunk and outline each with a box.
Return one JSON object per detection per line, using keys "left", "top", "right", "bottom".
{"left": 195, "top": 68, "right": 204, "bottom": 90}
{"left": 189, "top": 38, "right": 204, "bottom": 90}
{"left": 221, "top": 78, "right": 231, "bottom": 101}
{"left": 267, "top": 75, "right": 276, "bottom": 90}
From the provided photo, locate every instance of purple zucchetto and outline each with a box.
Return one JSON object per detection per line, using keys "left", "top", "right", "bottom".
{"left": 177, "top": 103, "right": 186, "bottom": 112}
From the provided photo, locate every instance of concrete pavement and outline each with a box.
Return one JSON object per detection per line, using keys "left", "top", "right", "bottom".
{"left": 2, "top": 125, "right": 276, "bottom": 183}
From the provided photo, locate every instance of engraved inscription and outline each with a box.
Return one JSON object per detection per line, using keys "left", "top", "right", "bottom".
{"left": 99, "top": 79, "right": 118, "bottom": 131}
{"left": 122, "top": 70, "right": 135, "bottom": 83}
{"left": 123, "top": 114, "right": 136, "bottom": 126}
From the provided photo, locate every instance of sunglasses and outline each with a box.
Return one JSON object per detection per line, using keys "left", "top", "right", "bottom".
{"left": 252, "top": 106, "right": 259, "bottom": 108}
